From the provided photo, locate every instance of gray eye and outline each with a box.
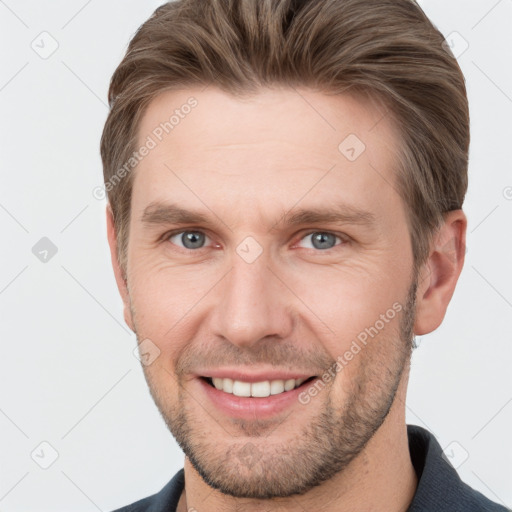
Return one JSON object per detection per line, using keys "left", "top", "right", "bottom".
{"left": 170, "top": 231, "right": 207, "bottom": 249}
{"left": 300, "top": 232, "right": 339, "bottom": 250}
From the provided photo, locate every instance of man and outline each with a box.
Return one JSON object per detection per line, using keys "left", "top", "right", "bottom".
{"left": 101, "top": 0, "right": 508, "bottom": 510}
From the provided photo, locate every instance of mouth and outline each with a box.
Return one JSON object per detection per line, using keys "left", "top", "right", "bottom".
{"left": 200, "top": 375, "right": 317, "bottom": 398}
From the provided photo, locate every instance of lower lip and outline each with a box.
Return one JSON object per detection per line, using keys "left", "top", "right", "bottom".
{"left": 198, "top": 378, "right": 318, "bottom": 419}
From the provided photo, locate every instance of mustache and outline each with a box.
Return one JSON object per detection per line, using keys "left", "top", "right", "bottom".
{"left": 175, "top": 339, "right": 336, "bottom": 376}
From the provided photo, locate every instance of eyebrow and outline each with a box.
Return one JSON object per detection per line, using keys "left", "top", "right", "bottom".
{"left": 140, "top": 201, "right": 377, "bottom": 230}
{"left": 141, "top": 202, "right": 211, "bottom": 226}
{"left": 276, "top": 206, "right": 376, "bottom": 230}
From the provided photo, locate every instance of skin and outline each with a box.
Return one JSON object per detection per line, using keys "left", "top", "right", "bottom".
{"left": 106, "top": 86, "right": 466, "bottom": 512}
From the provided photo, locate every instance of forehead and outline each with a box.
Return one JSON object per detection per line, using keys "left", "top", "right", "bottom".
{"left": 136, "top": 85, "right": 396, "bottom": 156}
{"left": 131, "top": 86, "right": 402, "bottom": 227}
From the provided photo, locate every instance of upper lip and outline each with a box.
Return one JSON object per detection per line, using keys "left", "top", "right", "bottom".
{"left": 196, "top": 368, "right": 317, "bottom": 383}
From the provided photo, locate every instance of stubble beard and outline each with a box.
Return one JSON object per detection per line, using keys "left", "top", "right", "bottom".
{"left": 136, "top": 279, "right": 417, "bottom": 499}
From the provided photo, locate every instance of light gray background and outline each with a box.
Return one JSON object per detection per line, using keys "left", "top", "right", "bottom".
{"left": 1, "top": 0, "right": 511, "bottom": 510}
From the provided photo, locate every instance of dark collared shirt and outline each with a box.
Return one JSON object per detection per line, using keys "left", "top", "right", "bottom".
{"left": 111, "top": 424, "right": 510, "bottom": 511}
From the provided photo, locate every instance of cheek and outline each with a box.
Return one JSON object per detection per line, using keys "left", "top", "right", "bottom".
{"left": 315, "top": 299, "right": 405, "bottom": 408}
{"left": 285, "top": 263, "right": 407, "bottom": 358}
{"left": 128, "top": 264, "right": 214, "bottom": 353}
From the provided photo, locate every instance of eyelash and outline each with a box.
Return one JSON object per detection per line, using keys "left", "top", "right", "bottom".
{"left": 160, "top": 229, "right": 348, "bottom": 252}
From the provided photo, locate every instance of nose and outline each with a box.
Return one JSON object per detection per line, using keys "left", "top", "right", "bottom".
{"left": 209, "top": 251, "right": 294, "bottom": 348}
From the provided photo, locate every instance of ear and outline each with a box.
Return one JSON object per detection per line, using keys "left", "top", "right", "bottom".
{"left": 414, "top": 210, "right": 467, "bottom": 336}
{"left": 106, "top": 204, "right": 135, "bottom": 332}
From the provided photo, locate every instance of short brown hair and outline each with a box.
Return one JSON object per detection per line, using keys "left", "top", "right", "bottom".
{"left": 100, "top": 0, "right": 469, "bottom": 277}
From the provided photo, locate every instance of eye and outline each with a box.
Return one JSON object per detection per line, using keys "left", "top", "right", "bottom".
{"left": 296, "top": 231, "right": 344, "bottom": 250}
{"left": 163, "top": 230, "right": 345, "bottom": 252}
{"left": 167, "top": 230, "right": 212, "bottom": 250}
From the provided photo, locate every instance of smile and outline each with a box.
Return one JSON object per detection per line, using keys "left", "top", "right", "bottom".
{"left": 202, "top": 376, "right": 316, "bottom": 398}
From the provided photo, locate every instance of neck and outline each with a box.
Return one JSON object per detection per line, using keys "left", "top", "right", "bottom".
{"left": 178, "top": 375, "right": 417, "bottom": 512}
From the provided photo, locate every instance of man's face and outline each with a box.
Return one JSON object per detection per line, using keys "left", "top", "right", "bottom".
{"left": 119, "top": 86, "right": 418, "bottom": 498}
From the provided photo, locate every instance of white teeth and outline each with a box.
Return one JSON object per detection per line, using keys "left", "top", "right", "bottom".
{"left": 208, "top": 377, "right": 310, "bottom": 397}
{"left": 223, "top": 377, "right": 233, "bottom": 393}
{"left": 284, "top": 379, "right": 295, "bottom": 391}
{"left": 251, "top": 381, "right": 270, "bottom": 397}
{"left": 232, "top": 380, "right": 251, "bottom": 397}
{"left": 270, "top": 380, "right": 285, "bottom": 395}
